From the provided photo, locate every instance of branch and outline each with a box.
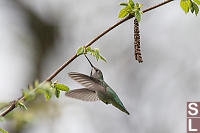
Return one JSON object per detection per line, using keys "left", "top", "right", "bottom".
{"left": 0, "top": 0, "right": 174, "bottom": 117}
{"left": 0, "top": 101, "right": 16, "bottom": 117}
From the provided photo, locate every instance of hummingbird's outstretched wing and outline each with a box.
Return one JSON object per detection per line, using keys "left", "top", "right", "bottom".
{"left": 68, "top": 72, "right": 105, "bottom": 92}
{"left": 65, "top": 88, "right": 99, "bottom": 101}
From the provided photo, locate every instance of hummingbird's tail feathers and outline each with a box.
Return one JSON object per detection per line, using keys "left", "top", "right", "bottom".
{"left": 68, "top": 72, "right": 105, "bottom": 92}
{"left": 123, "top": 108, "right": 130, "bottom": 115}
{"left": 65, "top": 88, "right": 99, "bottom": 101}
{"left": 111, "top": 97, "right": 130, "bottom": 115}
{"left": 112, "top": 101, "right": 130, "bottom": 115}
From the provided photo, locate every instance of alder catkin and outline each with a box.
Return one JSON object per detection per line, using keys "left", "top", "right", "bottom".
{"left": 134, "top": 18, "right": 143, "bottom": 63}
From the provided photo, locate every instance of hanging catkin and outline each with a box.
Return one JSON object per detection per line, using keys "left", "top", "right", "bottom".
{"left": 134, "top": 18, "right": 143, "bottom": 63}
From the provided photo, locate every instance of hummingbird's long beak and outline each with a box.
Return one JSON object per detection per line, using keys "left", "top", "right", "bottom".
{"left": 84, "top": 54, "right": 94, "bottom": 68}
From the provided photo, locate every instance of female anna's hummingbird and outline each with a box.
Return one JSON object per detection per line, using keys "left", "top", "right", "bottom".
{"left": 65, "top": 55, "right": 130, "bottom": 115}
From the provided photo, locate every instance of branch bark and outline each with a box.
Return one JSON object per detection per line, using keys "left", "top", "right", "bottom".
{"left": 0, "top": 0, "right": 174, "bottom": 117}
{"left": 0, "top": 101, "right": 16, "bottom": 117}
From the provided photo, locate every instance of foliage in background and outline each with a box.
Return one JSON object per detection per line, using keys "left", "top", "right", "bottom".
{"left": 180, "top": 0, "right": 200, "bottom": 15}
{"left": 0, "top": 81, "right": 66, "bottom": 132}
{"left": 1, "top": 101, "right": 60, "bottom": 133}
{"left": 0, "top": 81, "right": 69, "bottom": 117}
{"left": 0, "top": 128, "right": 8, "bottom": 133}
{"left": 22, "top": 80, "right": 69, "bottom": 103}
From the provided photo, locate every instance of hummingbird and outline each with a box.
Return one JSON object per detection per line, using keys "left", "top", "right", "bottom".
{"left": 65, "top": 55, "right": 130, "bottom": 115}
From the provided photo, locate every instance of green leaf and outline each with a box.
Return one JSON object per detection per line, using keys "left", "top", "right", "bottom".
{"left": 44, "top": 89, "right": 52, "bottom": 101}
{"left": 0, "top": 128, "right": 8, "bottom": 133}
{"left": 180, "top": 0, "right": 190, "bottom": 13}
{"left": 139, "top": 4, "right": 143, "bottom": 8}
{"left": 94, "top": 48, "right": 99, "bottom": 53}
{"left": 193, "top": 2, "right": 199, "bottom": 15}
{"left": 118, "top": 7, "right": 129, "bottom": 18}
{"left": 22, "top": 89, "right": 36, "bottom": 101}
{"left": 96, "top": 54, "right": 99, "bottom": 61}
{"left": 91, "top": 50, "right": 96, "bottom": 56}
{"left": 128, "top": 0, "right": 135, "bottom": 8}
{"left": 86, "top": 46, "right": 92, "bottom": 52}
{"left": 193, "top": 0, "right": 200, "bottom": 5}
{"left": 28, "top": 84, "right": 33, "bottom": 90}
{"left": 190, "top": 2, "right": 195, "bottom": 13}
{"left": 55, "top": 89, "right": 60, "bottom": 98}
{"left": 43, "top": 83, "right": 53, "bottom": 101}
{"left": 34, "top": 80, "right": 39, "bottom": 88}
{"left": 99, "top": 55, "right": 107, "bottom": 62}
{"left": 94, "top": 49, "right": 100, "bottom": 61}
{"left": 38, "top": 82, "right": 51, "bottom": 90}
{"left": 16, "top": 101, "right": 27, "bottom": 110}
{"left": 135, "top": 10, "right": 141, "bottom": 22}
{"left": 120, "top": 2, "right": 128, "bottom": 6}
{"left": 37, "top": 81, "right": 52, "bottom": 101}
{"left": 22, "top": 89, "right": 29, "bottom": 99}
{"left": 136, "top": 3, "right": 139, "bottom": 8}
{"left": 76, "top": 47, "right": 84, "bottom": 55}
{"left": 35, "top": 88, "right": 45, "bottom": 94}
{"left": 125, "top": 5, "right": 132, "bottom": 12}
{"left": 54, "top": 84, "right": 69, "bottom": 91}
{"left": 85, "top": 47, "right": 107, "bottom": 63}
